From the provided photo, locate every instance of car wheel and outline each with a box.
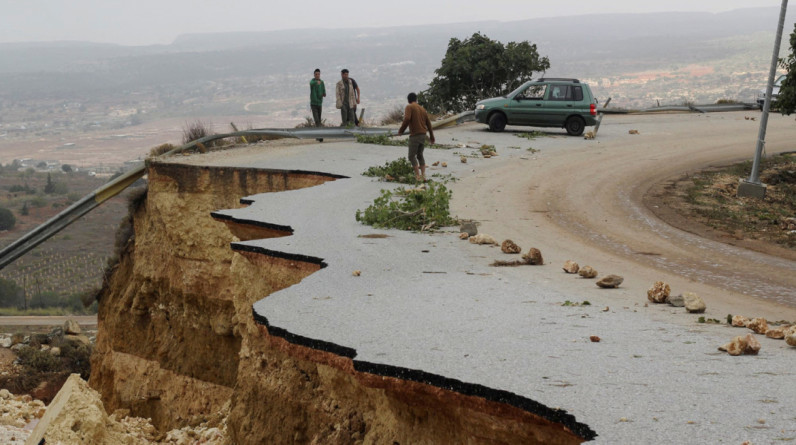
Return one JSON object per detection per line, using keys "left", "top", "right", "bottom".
{"left": 488, "top": 113, "right": 507, "bottom": 132}
{"left": 565, "top": 116, "right": 585, "bottom": 136}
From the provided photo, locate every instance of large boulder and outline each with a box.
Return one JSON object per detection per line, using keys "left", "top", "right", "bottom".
{"left": 719, "top": 334, "right": 761, "bottom": 356}
{"left": 683, "top": 292, "right": 706, "bottom": 313}
{"left": 596, "top": 275, "right": 623, "bottom": 288}
{"left": 647, "top": 281, "right": 670, "bottom": 303}
{"left": 64, "top": 319, "right": 81, "bottom": 336}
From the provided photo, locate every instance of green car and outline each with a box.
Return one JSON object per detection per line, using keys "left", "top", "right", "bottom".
{"left": 474, "top": 78, "right": 598, "bottom": 136}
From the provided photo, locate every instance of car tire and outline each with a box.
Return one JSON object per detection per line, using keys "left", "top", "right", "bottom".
{"left": 488, "top": 113, "right": 507, "bottom": 132}
{"left": 565, "top": 116, "right": 585, "bottom": 136}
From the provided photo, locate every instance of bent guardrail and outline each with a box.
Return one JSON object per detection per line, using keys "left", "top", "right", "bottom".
{"left": 0, "top": 113, "right": 474, "bottom": 271}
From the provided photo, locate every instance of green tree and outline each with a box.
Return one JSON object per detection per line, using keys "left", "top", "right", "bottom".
{"left": 777, "top": 23, "right": 796, "bottom": 115}
{"left": 419, "top": 33, "right": 550, "bottom": 113}
{"left": 0, "top": 278, "right": 23, "bottom": 307}
{"left": 44, "top": 173, "right": 55, "bottom": 194}
{"left": 0, "top": 206, "right": 15, "bottom": 230}
{"left": 61, "top": 164, "right": 73, "bottom": 173}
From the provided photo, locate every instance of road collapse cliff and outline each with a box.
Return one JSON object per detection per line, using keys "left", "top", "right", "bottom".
{"left": 89, "top": 160, "right": 595, "bottom": 444}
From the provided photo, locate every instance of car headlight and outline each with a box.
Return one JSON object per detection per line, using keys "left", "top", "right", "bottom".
{"left": 476, "top": 104, "right": 485, "bottom": 110}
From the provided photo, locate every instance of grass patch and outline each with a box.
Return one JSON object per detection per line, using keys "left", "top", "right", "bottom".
{"left": 0, "top": 307, "right": 80, "bottom": 316}
{"left": 562, "top": 300, "right": 591, "bottom": 307}
{"left": 516, "top": 131, "right": 547, "bottom": 140}
{"left": 381, "top": 105, "right": 405, "bottom": 125}
{"left": 677, "top": 153, "right": 796, "bottom": 248}
{"left": 355, "top": 182, "right": 456, "bottom": 231}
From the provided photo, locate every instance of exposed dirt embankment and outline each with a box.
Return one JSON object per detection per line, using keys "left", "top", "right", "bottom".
{"left": 90, "top": 161, "right": 590, "bottom": 444}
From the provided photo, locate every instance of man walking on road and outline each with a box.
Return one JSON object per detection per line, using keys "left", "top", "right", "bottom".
{"left": 336, "top": 69, "right": 360, "bottom": 126}
{"left": 397, "top": 92, "right": 435, "bottom": 182}
{"left": 309, "top": 68, "right": 326, "bottom": 127}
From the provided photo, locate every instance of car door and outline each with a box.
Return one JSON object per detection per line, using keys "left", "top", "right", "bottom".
{"left": 509, "top": 84, "right": 547, "bottom": 125}
{"left": 545, "top": 84, "right": 575, "bottom": 126}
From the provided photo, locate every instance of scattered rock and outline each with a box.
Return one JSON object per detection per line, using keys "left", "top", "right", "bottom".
{"left": 583, "top": 131, "right": 595, "bottom": 140}
{"left": 785, "top": 326, "right": 796, "bottom": 347}
{"left": 522, "top": 248, "right": 544, "bottom": 265}
{"left": 432, "top": 161, "right": 439, "bottom": 166}
{"left": 718, "top": 334, "right": 761, "bottom": 356}
{"left": 0, "top": 336, "right": 11, "bottom": 348}
{"left": 765, "top": 327, "right": 787, "bottom": 339}
{"left": 596, "top": 275, "right": 623, "bottom": 288}
{"left": 602, "top": 307, "right": 610, "bottom": 312}
{"left": 352, "top": 270, "right": 361, "bottom": 277}
{"left": 647, "top": 281, "right": 670, "bottom": 303}
{"left": 50, "top": 347, "right": 61, "bottom": 356}
{"left": 500, "top": 239, "right": 522, "bottom": 254}
{"left": 731, "top": 315, "right": 749, "bottom": 327}
{"left": 64, "top": 319, "right": 81, "bottom": 336}
{"left": 460, "top": 221, "right": 478, "bottom": 236}
{"left": 578, "top": 266, "right": 598, "bottom": 279}
{"left": 683, "top": 292, "right": 706, "bottom": 313}
{"left": 483, "top": 154, "right": 492, "bottom": 159}
{"left": 667, "top": 294, "right": 685, "bottom": 307}
{"left": 0, "top": 389, "right": 11, "bottom": 399}
{"left": 441, "top": 162, "right": 448, "bottom": 168}
{"left": 747, "top": 317, "right": 768, "bottom": 335}
{"left": 64, "top": 334, "right": 91, "bottom": 346}
{"left": 460, "top": 156, "right": 468, "bottom": 163}
{"left": 589, "top": 336, "right": 601, "bottom": 343}
{"left": 469, "top": 233, "right": 498, "bottom": 245}
{"left": 629, "top": 129, "right": 640, "bottom": 135}
{"left": 562, "top": 260, "right": 579, "bottom": 274}
{"left": 780, "top": 217, "right": 796, "bottom": 230}
{"left": 458, "top": 232, "right": 470, "bottom": 240}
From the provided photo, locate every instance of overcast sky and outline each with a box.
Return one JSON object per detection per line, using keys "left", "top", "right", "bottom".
{"left": 0, "top": 0, "right": 785, "bottom": 46}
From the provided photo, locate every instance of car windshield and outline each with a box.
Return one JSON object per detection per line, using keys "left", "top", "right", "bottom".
{"left": 775, "top": 74, "right": 787, "bottom": 86}
{"left": 505, "top": 81, "right": 535, "bottom": 98}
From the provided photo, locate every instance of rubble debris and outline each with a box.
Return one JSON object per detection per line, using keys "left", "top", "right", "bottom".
{"left": 460, "top": 221, "right": 478, "bottom": 236}
{"left": 731, "top": 315, "right": 749, "bottom": 327}
{"left": 647, "top": 281, "right": 670, "bottom": 303}
{"left": 469, "top": 234, "right": 498, "bottom": 245}
{"left": 562, "top": 260, "right": 579, "bottom": 274}
{"left": 683, "top": 292, "right": 706, "bottom": 314}
{"left": 765, "top": 327, "right": 788, "bottom": 339}
{"left": 578, "top": 266, "right": 598, "bottom": 279}
{"left": 781, "top": 217, "right": 796, "bottom": 231}
{"left": 596, "top": 275, "right": 623, "bottom": 288}
{"left": 522, "top": 248, "right": 544, "bottom": 265}
{"left": 718, "top": 334, "right": 761, "bottom": 356}
{"left": 747, "top": 318, "right": 768, "bottom": 335}
{"left": 500, "top": 239, "right": 522, "bottom": 254}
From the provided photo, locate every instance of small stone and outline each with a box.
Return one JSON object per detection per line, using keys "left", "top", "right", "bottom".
{"left": 562, "top": 260, "right": 579, "bottom": 274}
{"left": 469, "top": 233, "right": 497, "bottom": 245}
{"left": 501, "top": 239, "right": 522, "bottom": 254}
{"left": 602, "top": 307, "right": 609, "bottom": 312}
{"left": 432, "top": 161, "right": 439, "bottom": 166}
{"left": 441, "top": 162, "right": 448, "bottom": 168}
{"left": 460, "top": 221, "right": 478, "bottom": 236}
{"left": 731, "top": 315, "right": 749, "bottom": 327}
{"left": 596, "top": 275, "right": 623, "bottom": 288}
{"left": 460, "top": 156, "right": 468, "bottom": 163}
{"left": 483, "top": 154, "right": 492, "bottom": 159}
{"left": 352, "top": 270, "right": 361, "bottom": 277}
{"left": 747, "top": 317, "right": 768, "bottom": 335}
{"left": 683, "top": 292, "right": 706, "bottom": 313}
{"left": 629, "top": 129, "right": 640, "bottom": 135}
{"left": 64, "top": 319, "right": 82, "bottom": 335}
{"left": 0, "top": 336, "right": 11, "bottom": 348}
{"left": 667, "top": 294, "right": 685, "bottom": 307}
{"left": 578, "top": 266, "right": 598, "bottom": 279}
{"left": 590, "top": 336, "right": 601, "bottom": 342}
{"left": 458, "top": 232, "right": 470, "bottom": 240}
{"left": 523, "top": 248, "right": 544, "bottom": 265}
{"left": 719, "top": 334, "right": 761, "bottom": 356}
{"left": 50, "top": 347, "right": 61, "bottom": 356}
{"left": 765, "top": 327, "right": 786, "bottom": 339}
{"left": 647, "top": 281, "right": 670, "bottom": 303}
{"left": 785, "top": 326, "right": 796, "bottom": 347}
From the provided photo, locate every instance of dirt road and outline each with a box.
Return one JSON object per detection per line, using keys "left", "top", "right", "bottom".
{"left": 448, "top": 111, "right": 796, "bottom": 320}
{"left": 0, "top": 315, "right": 97, "bottom": 328}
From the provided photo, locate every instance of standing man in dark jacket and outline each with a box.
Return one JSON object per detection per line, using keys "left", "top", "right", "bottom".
{"left": 397, "top": 92, "right": 435, "bottom": 182}
{"left": 309, "top": 68, "right": 326, "bottom": 127}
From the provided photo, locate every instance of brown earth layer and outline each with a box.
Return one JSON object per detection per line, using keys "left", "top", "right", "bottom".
{"left": 90, "top": 160, "right": 592, "bottom": 443}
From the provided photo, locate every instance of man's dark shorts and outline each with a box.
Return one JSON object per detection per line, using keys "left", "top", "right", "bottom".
{"left": 408, "top": 134, "right": 426, "bottom": 167}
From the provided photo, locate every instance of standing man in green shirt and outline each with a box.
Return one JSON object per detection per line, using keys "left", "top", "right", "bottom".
{"left": 309, "top": 68, "right": 326, "bottom": 128}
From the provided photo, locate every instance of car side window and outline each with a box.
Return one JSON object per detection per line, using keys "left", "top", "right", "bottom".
{"left": 518, "top": 85, "right": 547, "bottom": 100}
{"left": 549, "top": 85, "right": 568, "bottom": 101}
{"left": 573, "top": 86, "right": 583, "bottom": 101}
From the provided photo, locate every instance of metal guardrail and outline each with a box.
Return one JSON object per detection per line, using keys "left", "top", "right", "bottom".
{"left": 0, "top": 113, "right": 474, "bottom": 270}
{"left": 601, "top": 102, "right": 760, "bottom": 114}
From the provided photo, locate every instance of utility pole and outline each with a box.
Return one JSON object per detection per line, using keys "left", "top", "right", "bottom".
{"left": 738, "top": 0, "right": 789, "bottom": 198}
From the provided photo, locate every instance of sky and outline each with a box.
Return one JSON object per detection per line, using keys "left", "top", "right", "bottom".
{"left": 0, "top": 0, "right": 786, "bottom": 46}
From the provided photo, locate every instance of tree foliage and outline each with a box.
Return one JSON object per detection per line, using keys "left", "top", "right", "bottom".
{"left": 419, "top": 33, "right": 550, "bottom": 113}
{"left": 0, "top": 278, "right": 23, "bottom": 307}
{"left": 777, "top": 23, "right": 796, "bottom": 115}
{"left": 0, "top": 206, "right": 16, "bottom": 230}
